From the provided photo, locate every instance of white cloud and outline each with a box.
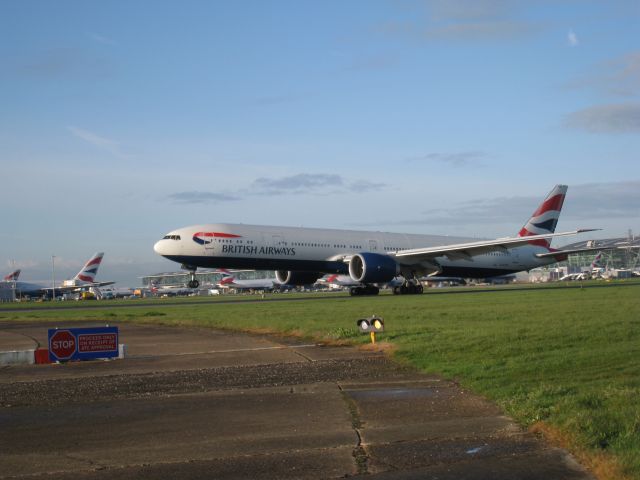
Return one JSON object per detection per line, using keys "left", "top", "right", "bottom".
{"left": 351, "top": 181, "right": 640, "bottom": 228}
{"left": 378, "top": 0, "right": 539, "bottom": 42}
{"left": 88, "top": 32, "right": 117, "bottom": 46}
{"left": 168, "top": 191, "right": 241, "bottom": 204}
{"left": 568, "top": 51, "right": 640, "bottom": 97}
{"left": 253, "top": 173, "right": 343, "bottom": 195}
{"left": 408, "top": 151, "right": 485, "bottom": 168}
{"left": 67, "top": 126, "right": 133, "bottom": 160}
{"left": 564, "top": 103, "right": 640, "bottom": 133}
{"left": 567, "top": 29, "right": 579, "bottom": 47}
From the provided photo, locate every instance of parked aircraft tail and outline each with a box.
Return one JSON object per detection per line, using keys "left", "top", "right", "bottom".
{"left": 3, "top": 269, "right": 20, "bottom": 281}
{"left": 591, "top": 252, "right": 604, "bottom": 269}
{"left": 73, "top": 253, "right": 104, "bottom": 283}
{"left": 518, "top": 184, "right": 567, "bottom": 247}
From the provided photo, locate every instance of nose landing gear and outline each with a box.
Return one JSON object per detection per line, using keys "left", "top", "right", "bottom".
{"left": 181, "top": 264, "right": 200, "bottom": 289}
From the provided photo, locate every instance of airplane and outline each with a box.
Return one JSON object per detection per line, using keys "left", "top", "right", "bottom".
{"left": 154, "top": 185, "right": 602, "bottom": 296}
{"left": 10, "top": 253, "right": 115, "bottom": 297}
{"left": 97, "top": 286, "right": 136, "bottom": 299}
{"left": 317, "top": 274, "right": 361, "bottom": 289}
{"left": 317, "top": 273, "right": 405, "bottom": 293}
{"left": 216, "top": 269, "right": 281, "bottom": 291}
{"left": 149, "top": 283, "right": 195, "bottom": 296}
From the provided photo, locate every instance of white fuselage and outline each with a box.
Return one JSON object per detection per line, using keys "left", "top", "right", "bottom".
{"left": 154, "top": 223, "right": 556, "bottom": 280}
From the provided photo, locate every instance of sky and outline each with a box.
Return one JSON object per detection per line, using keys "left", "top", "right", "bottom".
{"left": 1, "top": 0, "right": 639, "bottom": 286}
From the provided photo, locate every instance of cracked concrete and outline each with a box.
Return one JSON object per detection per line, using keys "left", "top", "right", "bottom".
{"left": 0, "top": 321, "right": 594, "bottom": 479}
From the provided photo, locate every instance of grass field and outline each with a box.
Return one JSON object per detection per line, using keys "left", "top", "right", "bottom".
{"left": 1, "top": 282, "right": 639, "bottom": 479}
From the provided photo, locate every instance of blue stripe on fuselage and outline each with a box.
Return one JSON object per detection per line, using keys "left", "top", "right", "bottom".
{"left": 162, "top": 255, "right": 348, "bottom": 274}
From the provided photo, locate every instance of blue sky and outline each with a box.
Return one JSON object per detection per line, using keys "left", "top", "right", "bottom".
{"left": 2, "top": 0, "right": 639, "bottom": 286}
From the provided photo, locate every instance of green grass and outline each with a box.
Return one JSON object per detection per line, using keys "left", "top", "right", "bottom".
{"left": 1, "top": 282, "right": 639, "bottom": 479}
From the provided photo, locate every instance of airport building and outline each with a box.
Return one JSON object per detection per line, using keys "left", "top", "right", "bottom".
{"left": 530, "top": 233, "right": 640, "bottom": 282}
{"left": 0, "top": 282, "right": 16, "bottom": 302}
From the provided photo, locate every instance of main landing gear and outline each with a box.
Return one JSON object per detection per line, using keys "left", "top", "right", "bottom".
{"left": 392, "top": 277, "right": 424, "bottom": 295}
{"left": 349, "top": 285, "right": 380, "bottom": 296}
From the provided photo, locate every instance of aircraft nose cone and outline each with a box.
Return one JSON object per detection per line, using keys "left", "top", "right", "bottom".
{"left": 154, "top": 240, "right": 166, "bottom": 256}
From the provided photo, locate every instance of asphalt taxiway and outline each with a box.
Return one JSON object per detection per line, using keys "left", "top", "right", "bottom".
{"left": 0, "top": 321, "right": 594, "bottom": 479}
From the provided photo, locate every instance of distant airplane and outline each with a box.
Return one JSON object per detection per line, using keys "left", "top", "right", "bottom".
{"left": 97, "top": 286, "right": 136, "bottom": 299}
{"left": 154, "top": 185, "right": 602, "bottom": 296}
{"left": 317, "top": 273, "right": 404, "bottom": 293}
{"left": 317, "top": 274, "right": 360, "bottom": 289}
{"left": 216, "top": 269, "right": 280, "bottom": 291}
{"left": 149, "top": 281, "right": 195, "bottom": 296}
{"left": 9, "top": 253, "right": 115, "bottom": 297}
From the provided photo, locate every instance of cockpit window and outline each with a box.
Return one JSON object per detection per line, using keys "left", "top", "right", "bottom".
{"left": 163, "top": 235, "right": 181, "bottom": 240}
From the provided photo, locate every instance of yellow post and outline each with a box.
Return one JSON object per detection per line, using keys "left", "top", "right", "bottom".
{"left": 370, "top": 331, "right": 376, "bottom": 344}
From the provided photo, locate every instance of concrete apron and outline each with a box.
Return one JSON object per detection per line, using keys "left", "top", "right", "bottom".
{"left": 0, "top": 322, "right": 594, "bottom": 479}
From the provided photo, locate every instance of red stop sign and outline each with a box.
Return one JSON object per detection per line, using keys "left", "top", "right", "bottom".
{"left": 49, "top": 330, "right": 76, "bottom": 360}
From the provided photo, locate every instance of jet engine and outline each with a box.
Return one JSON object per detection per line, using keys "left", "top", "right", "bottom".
{"left": 275, "top": 270, "right": 322, "bottom": 286}
{"left": 349, "top": 253, "right": 399, "bottom": 284}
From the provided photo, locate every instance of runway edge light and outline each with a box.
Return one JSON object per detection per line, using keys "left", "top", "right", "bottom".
{"left": 357, "top": 315, "right": 384, "bottom": 333}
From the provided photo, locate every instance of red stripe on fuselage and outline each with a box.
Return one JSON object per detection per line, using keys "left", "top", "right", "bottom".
{"left": 194, "top": 232, "right": 242, "bottom": 238}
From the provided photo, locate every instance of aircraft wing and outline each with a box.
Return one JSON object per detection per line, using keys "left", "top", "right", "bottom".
{"left": 392, "top": 229, "right": 599, "bottom": 262}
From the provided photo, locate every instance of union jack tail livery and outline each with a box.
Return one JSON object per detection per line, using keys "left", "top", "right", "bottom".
{"left": 73, "top": 252, "right": 104, "bottom": 283}
{"left": 518, "top": 184, "right": 568, "bottom": 248}
{"left": 591, "top": 252, "right": 603, "bottom": 269}
{"left": 3, "top": 269, "right": 20, "bottom": 281}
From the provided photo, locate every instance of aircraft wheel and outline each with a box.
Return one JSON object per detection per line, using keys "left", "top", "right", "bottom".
{"left": 366, "top": 285, "right": 380, "bottom": 295}
{"left": 188, "top": 280, "right": 200, "bottom": 289}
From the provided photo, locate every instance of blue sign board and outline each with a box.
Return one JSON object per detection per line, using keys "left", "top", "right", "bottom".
{"left": 48, "top": 326, "right": 119, "bottom": 362}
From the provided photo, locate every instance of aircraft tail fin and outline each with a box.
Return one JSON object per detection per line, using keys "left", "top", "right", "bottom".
{"left": 518, "top": 185, "right": 568, "bottom": 248}
{"left": 3, "top": 269, "right": 20, "bottom": 281}
{"left": 219, "top": 275, "right": 235, "bottom": 285}
{"left": 591, "top": 252, "right": 603, "bottom": 269}
{"left": 73, "top": 253, "right": 104, "bottom": 283}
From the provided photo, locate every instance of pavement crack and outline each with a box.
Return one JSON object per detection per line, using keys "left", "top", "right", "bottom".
{"left": 338, "top": 383, "right": 369, "bottom": 476}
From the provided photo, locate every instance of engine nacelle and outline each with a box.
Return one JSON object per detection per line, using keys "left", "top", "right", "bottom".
{"left": 349, "top": 253, "right": 399, "bottom": 284}
{"left": 275, "top": 270, "right": 322, "bottom": 286}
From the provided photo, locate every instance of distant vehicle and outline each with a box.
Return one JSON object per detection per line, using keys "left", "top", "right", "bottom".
{"left": 6, "top": 253, "right": 115, "bottom": 298}
{"left": 154, "top": 185, "right": 601, "bottom": 296}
